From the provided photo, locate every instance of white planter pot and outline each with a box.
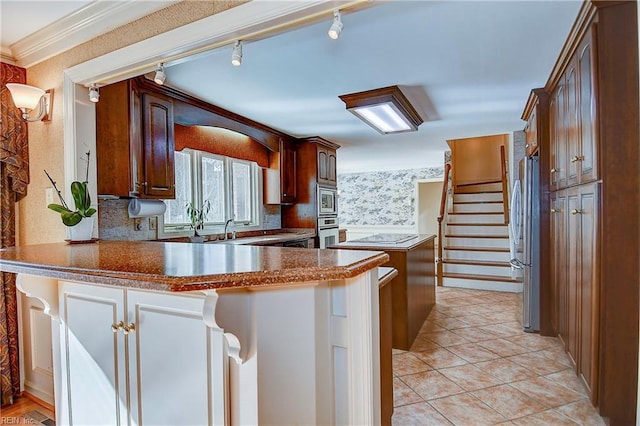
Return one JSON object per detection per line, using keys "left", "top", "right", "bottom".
{"left": 68, "top": 216, "right": 95, "bottom": 242}
{"left": 190, "top": 235, "right": 206, "bottom": 243}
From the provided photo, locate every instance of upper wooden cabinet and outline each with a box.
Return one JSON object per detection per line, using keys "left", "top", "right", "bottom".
{"left": 96, "top": 80, "right": 175, "bottom": 199}
{"left": 549, "top": 25, "right": 598, "bottom": 191}
{"left": 266, "top": 138, "right": 297, "bottom": 205}
{"left": 317, "top": 145, "right": 337, "bottom": 186}
{"left": 302, "top": 137, "right": 339, "bottom": 187}
{"left": 522, "top": 89, "right": 549, "bottom": 158}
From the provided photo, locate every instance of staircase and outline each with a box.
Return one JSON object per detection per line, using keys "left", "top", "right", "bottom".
{"left": 440, "top": 182, "right": 522, "bottom": 292}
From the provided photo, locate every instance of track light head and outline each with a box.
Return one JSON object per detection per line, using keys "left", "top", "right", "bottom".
{"left": 231, "top": 41, "right": 243, "bottom": 66}
{"left": 89, "top": 84, "right": 100, "bottom": 103}
{"left": 328, "top": 10, "right": 343, "bottom": 40}
{"left": 154, "top": 63, "right": 166, "bottom": 85}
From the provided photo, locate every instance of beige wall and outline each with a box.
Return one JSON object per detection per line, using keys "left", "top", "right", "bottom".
{"left": 449, "top": 134, "right": 508, "bottom": 188}
{"left": 18, "top": 1, "right": 247, "bottom": 245}
{"left": 417, "top": 181, "right": 441, "bottom": 238}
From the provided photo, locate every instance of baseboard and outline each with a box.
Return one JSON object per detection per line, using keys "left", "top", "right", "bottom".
{"left": 23, "top": 388, "right": 55, "bottom": 412}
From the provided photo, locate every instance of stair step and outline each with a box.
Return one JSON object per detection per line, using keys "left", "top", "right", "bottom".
{"left": 453, "top": 192, "right": 504, "bottom": 203}
{"left": 453, "top": 203, "right": 504, "bottom": 213}
{"left": 443, "top": 260, "right": 513, "bottom": 276}
{"left": 455, "top": 182, "right": 503, "bottom": 193}
{"left": 445, "top": 246, "right": 509, "bottom": 252}
{"left": 444, "top": 236, "right": 509, "bottom": 249}
{"left": 442, "top": 259, "right": 511, "bottom": 267}
{"left": 445, "top": 234, "right": 508, "bottom": 239}
{"left": 446, "top": 224, "right": 509, "bottom": 236}
{"left": 442, "top": 276, "right": 523, "bottom": 293}
{"left": 443, "top": 272, "right": 520, "bottom": 283}
{"left": 449, "top": 212, "right": 503, "bottom": 215}
{"left": 453, "top": 200, "right": 503, "bottom": 205}
{"left": 447, "top": 223, "right": 506, "bottom": 227}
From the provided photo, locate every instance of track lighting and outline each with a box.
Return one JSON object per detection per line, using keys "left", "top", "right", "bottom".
{"left": 154, "top": 63, "right": 166, "bottom": 85}
{"left": 328, "top": 10, "right": 343, "bottom": 40}
{"left": 231, "top": 41, "right": 243, "bottom": 66}
{"left": 89, "top": 84, "right": 100, "bottom": 103}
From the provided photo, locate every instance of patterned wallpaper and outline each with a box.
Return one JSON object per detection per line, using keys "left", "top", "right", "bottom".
{"left": 338, "top": 167, "right": 444, "bottom": 226}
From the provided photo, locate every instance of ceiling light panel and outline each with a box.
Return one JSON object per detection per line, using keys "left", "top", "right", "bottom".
{"left": 339, "top": 85, "right": 423, "bottom": 134}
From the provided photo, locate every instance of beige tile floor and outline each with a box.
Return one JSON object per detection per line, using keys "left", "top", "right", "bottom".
{"left": 391, "top": 286, "right": 606, "bottom": 426}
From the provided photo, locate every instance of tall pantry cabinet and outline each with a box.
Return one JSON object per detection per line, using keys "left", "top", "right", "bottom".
{"left": 522, "top": 2, "right": 639, "bottom": 424}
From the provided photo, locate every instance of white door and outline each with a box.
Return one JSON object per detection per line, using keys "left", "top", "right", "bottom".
{"left": 58, "top": 281, "right": 128, "bottom": 426}
{"left": 126, "top": 289, "right": 229, "bottom": 426}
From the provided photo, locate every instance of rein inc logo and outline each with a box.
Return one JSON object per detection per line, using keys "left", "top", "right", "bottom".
{"left": 1, "top": 417, "right": 38, "bottom": 424}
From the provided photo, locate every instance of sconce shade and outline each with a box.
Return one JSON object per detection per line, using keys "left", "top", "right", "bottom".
{"left": 339, "top": 85, "right": 423, "bottom": 134}
{"left": 6, "top": 83, "right": 44, "bottom": 110}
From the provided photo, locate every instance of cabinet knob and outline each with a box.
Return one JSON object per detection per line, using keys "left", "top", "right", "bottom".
{"left": 570, "top": 155, "right": 583, "bottom": 163}
{"left": 111, "top": 321, "right": 124, "bottom": 333}
{"left": 123, "top": 323, "right": 136, "bottom": 335}
{"left": 283, "top": 193, "right": 287, "bottom": 197}
{"left": 551, "top": 208, "right": 560, "bottom": 213}
{"left": 571, "top": 209, "right": 582, "bottom": 215}
{"left": 135, "top": 181, "right": 147, "bottom": 188}
{"left": 551, "top": 168, "right": 558, "bottom": 173}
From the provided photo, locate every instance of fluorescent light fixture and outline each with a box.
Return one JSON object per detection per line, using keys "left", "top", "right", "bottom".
{"left": 339, "top": 85, "right": 423, "bottom": 134}
{"left": 154, "top": 63, "right": 166, "bottom": 85}
{"left": 231, "top": 41, "right": 242, "bottom": 66}
{"left": 328, "top": 10, "right": 343, "bottom": 40}
{"left": 89, "top": 84, "right": 100, "bottom": 103}
{"left": 6, "top": 83, "right": 52, "bottom": 122}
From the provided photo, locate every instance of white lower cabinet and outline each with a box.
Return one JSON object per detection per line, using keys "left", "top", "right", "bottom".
{"left": 57, "top": 282, "right": 229, "bottom": 426}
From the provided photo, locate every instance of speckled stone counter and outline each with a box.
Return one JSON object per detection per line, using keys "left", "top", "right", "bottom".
{"left": 0, "top": 241, "right": 389, "bottom": 292}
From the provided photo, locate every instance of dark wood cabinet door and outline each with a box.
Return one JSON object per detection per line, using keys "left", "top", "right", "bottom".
{"left": 578, "top": 27, "right": 598, "bottom": 185}
{"left": 317, "top": 148, "right": 328, "bottom": 183}
{"left": 566, "top": 57, "right": 580, "bottom": 188}
{"left": 525, "top": 108, "right": 537, "bottom": 157}
{"left": 142, "top": 93, "right": 175, "bottom": 198}
{"left": 554, "top": 190, "right": 569, "bottom": 349}
{"left": 566, "top": 186, "right": 580, "bottom": 367}
{"left": 578, "top": 182, "right": 599, "bottom": 401}
{"left": 280, "top": 138, "right": 297, "bottom": 204}
{"left": 550, "top": 84, "right": 567, "bottom": 191}
{"left": 327, "top": 150, "right": 337, "bottom": 185}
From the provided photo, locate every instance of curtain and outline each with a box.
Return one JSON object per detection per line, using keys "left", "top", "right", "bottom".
{"left": 0, "top": 62, "right": 29, "bottom": 406}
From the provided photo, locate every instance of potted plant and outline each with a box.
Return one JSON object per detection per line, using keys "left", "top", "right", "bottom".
{"left": 45, "top": 151, "right": 96, "bottom": 242}
{"left": 186, "top": 200, "right": 211, "bottom": 243}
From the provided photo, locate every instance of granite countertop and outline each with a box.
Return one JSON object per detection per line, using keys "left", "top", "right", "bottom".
{"left": 330, "top": 234, "right": 436, "bottom": 251}
{"left": 208, "top": 231, "right": 315, "bottom": 246}
{"left": 0, "top": 241, "right": 388, "bottom": 292}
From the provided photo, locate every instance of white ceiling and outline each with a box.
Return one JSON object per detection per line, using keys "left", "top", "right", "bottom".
{"left": 1, "top": 1, "right": 582, "bottom": 174}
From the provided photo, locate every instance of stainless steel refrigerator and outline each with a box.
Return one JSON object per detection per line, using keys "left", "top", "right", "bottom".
{"left": 510, "top": 156, "right": 540, "bottom": 332}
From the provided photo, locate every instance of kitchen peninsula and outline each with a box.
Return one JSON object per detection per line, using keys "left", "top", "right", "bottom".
{"left": 0, "top": 241, "right": 388, "bottom": 425}
{"left": 331, "top": 234, "right": 436, "bottom": 350}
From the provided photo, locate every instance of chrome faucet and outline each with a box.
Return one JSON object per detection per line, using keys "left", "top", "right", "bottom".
{"left": 223, "top": 219, "right": 233, "bottom": 240}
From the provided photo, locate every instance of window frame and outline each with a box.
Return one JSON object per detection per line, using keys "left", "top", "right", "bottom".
{"left": 158, "top": 149, "right": 262, "bottom": 238}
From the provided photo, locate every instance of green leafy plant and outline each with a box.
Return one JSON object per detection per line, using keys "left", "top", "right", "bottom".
{"left": 45, "top": 151, "right": 96, "bottom": 227}
{"left": 186, "top": 200, "right": 211, "bottom": 237}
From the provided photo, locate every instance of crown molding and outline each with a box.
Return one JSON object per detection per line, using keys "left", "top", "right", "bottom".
{"left": 10, "top": 0, "right": 180, "bottom": 69}
{"left": 1, "top": 46, "right": 17, "bottom": 65}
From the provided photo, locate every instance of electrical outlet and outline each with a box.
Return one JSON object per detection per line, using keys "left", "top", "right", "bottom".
{"left": 133, "top": 218, "right": 142, "bottom": 231}
{"left": 45, "top": 187, "right": 54, "bottom": 206}
{"left": 149, "top": 217, "right": 157, "bottom": 230}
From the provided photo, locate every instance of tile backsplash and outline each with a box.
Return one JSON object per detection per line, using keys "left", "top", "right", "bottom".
{"left": 98, "top": 198, "right": 281, "bottom": 241}
{"left": 337, "top": 167, "right": 444, "bottom": 226}
{"left": 98, "top": 199, "right": 157, "bottom": 241}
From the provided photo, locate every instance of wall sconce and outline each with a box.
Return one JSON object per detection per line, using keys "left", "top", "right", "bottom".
{"left": 5, "top": 83, "right": 52, "bottom": 122}
{"left": 339, "top": 85, "right": 423, "bottom": 134}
